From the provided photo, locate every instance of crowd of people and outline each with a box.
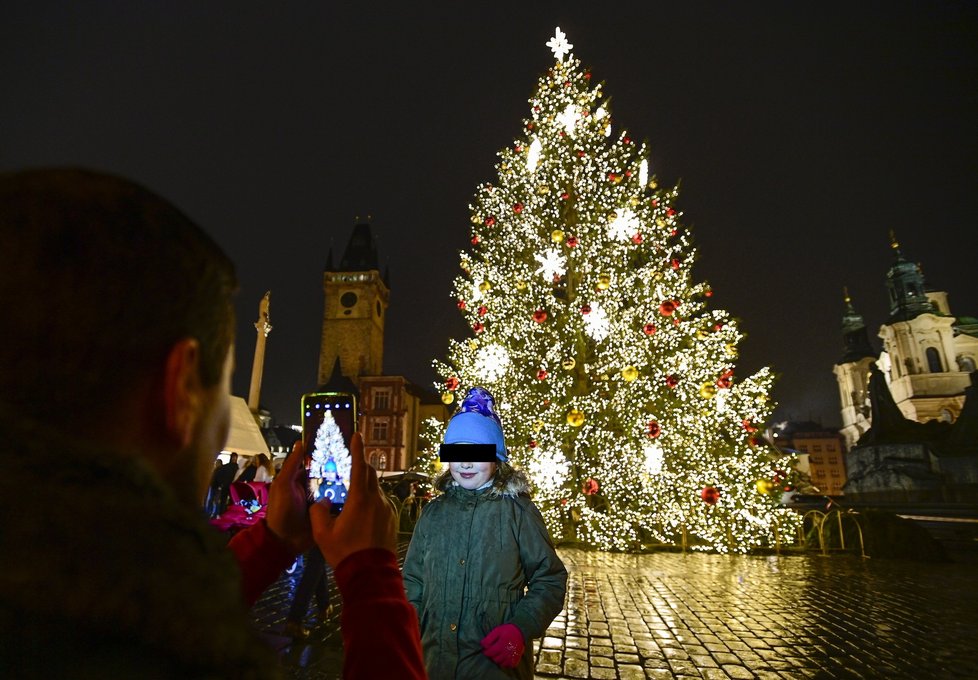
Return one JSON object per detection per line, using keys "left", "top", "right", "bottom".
{"left": 0, "top": 167, "right": 566, "bottom": 679}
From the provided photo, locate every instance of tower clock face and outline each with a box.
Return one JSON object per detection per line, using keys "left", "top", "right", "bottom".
{"left": 340, "top": 292, "right": 358, "bottom": 308}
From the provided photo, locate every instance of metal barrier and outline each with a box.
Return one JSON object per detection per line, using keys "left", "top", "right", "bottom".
{"left": 801, "top": 509, "right": 867, "bottom": 558}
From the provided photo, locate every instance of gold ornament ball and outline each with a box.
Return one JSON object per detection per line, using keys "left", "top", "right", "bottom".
{"left": 468, "top": 339, "right": 479, "bottom": 350}
{"left": 479, "top": 281, "right": 491, "bottom": 292}
{"left": 656, "top": 218, "right": 666, "bottom": 227}
{"left": 653, "top": 271, "right": 664, "bottom": 281}
{"left": 441, "top": 392, "right": 455, "bottom": 405}
{"left": 725, "top": 343, "right": 738, "bottom": 358}
{"left": 629, "top": 196, "right": 640, "bottom": 207}
{"left": 755, "top": 479, "right": 773, "bottom": 494}
{"left": 516, "top": 280, "right": 528, "bottom": 291}
{"left": 551, "top": 229, "right": 565, "bottom": 243}
{"left": 596, "top": 273, "right": 612, "bottom": 290}
{"left": 696, "top": 329, "right": 709, "bottom": 340}
{"left": 607, "top": 211, "right": 618, "bottom": 223}
{"left": 537, "top": 184, "right": 550, "bottom": 195}
{"left": 566, "top": 409, "right": 586, "bottom": 427}
{"left": 533, "top": 420, "right": 545, "bottom": 433}
{"left": 470, "top": 215, "right": 482, "bottom": 225}
{"left": 561, "top": 357, "right": 576, "bottom": 370}
{"left": 621, "top": 365, "right": 639, "bottom": 382}
{"left": 699, "top": 383, "right": 717, "bottom": 399}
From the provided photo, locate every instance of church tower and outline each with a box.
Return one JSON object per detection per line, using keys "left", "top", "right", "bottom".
{"left": 877, "top": 232, "right": 969, "bottom": 424}
{"left": 833, "top": 288, "right": 877, "bottom": 450}
{"left": 317, "top": 219, "right": 390, "bottom": 386}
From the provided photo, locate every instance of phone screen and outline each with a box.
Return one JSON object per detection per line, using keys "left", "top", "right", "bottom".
{"left": 301, "top": 392, "right": 357, "bottom": 512}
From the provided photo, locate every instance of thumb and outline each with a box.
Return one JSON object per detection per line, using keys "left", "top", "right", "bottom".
{"left": 309, "top": 499, "right": 336, "bottom": 540}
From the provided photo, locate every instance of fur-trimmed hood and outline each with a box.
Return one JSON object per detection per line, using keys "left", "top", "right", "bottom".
{"left": 433, "top": 462, "right": 532, "bottom": 498}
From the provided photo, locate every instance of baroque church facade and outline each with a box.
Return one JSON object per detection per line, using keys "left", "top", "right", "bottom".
{"left": 317, "top": 220, "right": 449, "bottom": 473}
{"left": 834, "top": 235, "right": 978, "bottom": 451}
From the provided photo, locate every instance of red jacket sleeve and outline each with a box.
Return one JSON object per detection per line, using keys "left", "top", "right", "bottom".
{"left": 227, "top": 519, "right": 299, "bottom": 606}
{"left": 333, "top": 548, "right": 427, "bottom": 680}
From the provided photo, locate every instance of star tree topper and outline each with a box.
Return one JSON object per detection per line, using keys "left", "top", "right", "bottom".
{"left": 546, "top": 27, "right": 573, "bottom": 62}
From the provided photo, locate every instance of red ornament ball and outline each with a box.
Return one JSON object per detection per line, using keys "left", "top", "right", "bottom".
{"left": 533, "top": 309, "right": 548, "bottom": 323}
{"left": 536, "top": 369, "right": 548, "bottom": 381}
{"left": 705, "top": 290, "right": 713, "bottom": 298}
{"left": 671, "top": 258, "right": 681, "bottom": 270}
{"left": 623, "top": 136, "right": 631, "bottom": 145}
{"left": 666, "top": 208, "right": 676, "bottom": 217}
{"left": 643, "top": 323, "right": 657, "bottom": 335}
{"left": 577, "top": 150, "right": 585, "bottom": 158}
{"left": 607, "top": 173, "right": 617, "bottom": 182}
{"left": 484, "top": 216, "right": 496, "bottom": 227}
{"left": 647, "top": 421, "right": 661, "bottom": 438}
{"left": 472, "top": 322, "right": 484, "bottom": 334}
{"left": 701, "top": 486, "right": 720, "bottom": 505}
{"left": 566, "top": 236, "right": 579, "bottom": 248}
{"left": 513, "top": 203, "right": 524, "bottom": 214}
{"left": 665, "top": 375, "right": 679, "bottom": 388}
{"left": 659, "top": 300, "right": 677, "bottom": 316}
{"left": 560, "top": 192, "right": 570, "bottom": 201}
{"left": 580, "top": 304, "right": 591, "bottom": 315}
{"left": 528, "top": 440, "right": 537, "bottom": 449}
{"left": 631, "top": 233, "right": 643, "bottom": 244}
{"left": 470, "top": 235, "right": 480, "bottom": 245}
{"left": 582, "top": 478, "right": 600, "bottom": 495}
{"left": 445, "top": 377, "right": 460, "bottom": 391}
{"left": 477, "top": 305, "right": 488, "bottom": 317}
{"left": 457, "top": 300, "right": 466, "bottom": 310}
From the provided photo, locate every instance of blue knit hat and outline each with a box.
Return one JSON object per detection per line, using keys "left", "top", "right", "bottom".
{"left": 443, "top": 386, "right": 508, "bottom": 461}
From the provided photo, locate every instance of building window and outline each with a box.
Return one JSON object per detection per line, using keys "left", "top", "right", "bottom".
{"left": 926, "top": 347, "right": 943, "bottom": 373}
{"left": 378, "top": 454, "right": 388, "bottom": 471}
{"left": 371, "top": 418, "right": 389, "bottom": 443}
{"left": 940, "top": 408, "right": 954, "bottom": 423}
{"left": 374, "top": 389, "right": 391, "bottom": 411}
{"left": 958, "top": 355, "right": 976, "bottom": 373}
{"left": 830, "top": 469, "right": 840, "bottom": 477}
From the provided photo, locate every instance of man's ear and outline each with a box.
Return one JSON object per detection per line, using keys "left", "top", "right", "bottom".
{"left": 162, "top": 338, "right": 203, "bottom": 448}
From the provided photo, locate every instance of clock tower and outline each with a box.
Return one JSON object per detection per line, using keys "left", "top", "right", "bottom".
{"left": 317, "top": 219, "right": 389, "bottom": 386}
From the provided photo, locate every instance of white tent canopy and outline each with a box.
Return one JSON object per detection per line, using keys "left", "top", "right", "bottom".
{"left": 220, "top": 395, "right": 268, "bottom": 460}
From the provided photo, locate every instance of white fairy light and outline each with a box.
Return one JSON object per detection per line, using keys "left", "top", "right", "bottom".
{"left": 528, "top": 448, "right": 570, "bottom": 493}
{"left": 639, "top": 159, "right": 648, "bottom": 187}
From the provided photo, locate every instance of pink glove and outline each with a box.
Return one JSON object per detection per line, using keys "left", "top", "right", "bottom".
{"left": 480, "top": 623, "right": 525, "bottom": 668}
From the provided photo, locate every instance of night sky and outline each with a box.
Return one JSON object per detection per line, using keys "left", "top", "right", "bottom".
{"left": 4, "top": 2, "right": 977, "bottom": 428}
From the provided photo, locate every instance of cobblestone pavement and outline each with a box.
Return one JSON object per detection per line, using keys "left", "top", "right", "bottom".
{"left": 251, "top": 543, "right": 978, "bottom": 679}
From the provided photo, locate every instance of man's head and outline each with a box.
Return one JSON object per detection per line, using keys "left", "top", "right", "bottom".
{"left": 0, "top": 167, "right": 238, "bottom": 505}
{"left": 230, "top": 453, "right": 239, "bottom": 465}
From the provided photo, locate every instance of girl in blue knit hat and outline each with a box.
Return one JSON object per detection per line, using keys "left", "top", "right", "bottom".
{"left": 402, "top": 387, "right": 567, "bottom": 679}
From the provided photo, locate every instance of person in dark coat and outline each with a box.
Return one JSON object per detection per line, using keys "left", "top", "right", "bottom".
{"left": 0, "top": 167, "right": 426, "bottom": 679}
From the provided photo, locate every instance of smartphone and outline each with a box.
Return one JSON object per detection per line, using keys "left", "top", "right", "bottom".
{"left": 301, "top": 391, "right": 358, "bottom": 513}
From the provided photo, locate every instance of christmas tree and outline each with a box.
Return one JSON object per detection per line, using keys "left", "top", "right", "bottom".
{"left": 311, "top": 411, "right": 352, "bottom": 485}
{"left": 425, "top": 28, "right": 800, "bottom": 553}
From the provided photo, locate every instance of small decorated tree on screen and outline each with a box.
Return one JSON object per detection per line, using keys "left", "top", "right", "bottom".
{"left": 311, "top": 411, "right": 352, "bottom": 486}
{"left": 423, "top": 28, "right": 800, "bottom": 553}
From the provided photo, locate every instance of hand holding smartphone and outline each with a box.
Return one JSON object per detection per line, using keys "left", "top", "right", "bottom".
{"left": 301, "top": 391, "right": 358, "bottom": 514}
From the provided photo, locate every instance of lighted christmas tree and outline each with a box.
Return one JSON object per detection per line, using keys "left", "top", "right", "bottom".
{"left": 425, "top": 28, "right": 800, "bottom": 553}
{"left": 310, "top": 411, "right": 351, "bottom": 486}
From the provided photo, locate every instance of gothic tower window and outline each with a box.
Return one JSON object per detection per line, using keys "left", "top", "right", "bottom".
{"left": 957, "top": 355, "right": 976, "bottom": 373}
{"left": 925, "top": 347, "right": 943, "bottom": 373}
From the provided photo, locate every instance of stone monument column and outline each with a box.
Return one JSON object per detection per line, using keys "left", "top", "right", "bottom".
{"left": 248, "top": 291, "right": 272, "bottom": 414}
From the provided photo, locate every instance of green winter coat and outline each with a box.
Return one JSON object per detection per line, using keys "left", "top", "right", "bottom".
{"left": 402, "top": 466, "right": 567, "bottom": 680}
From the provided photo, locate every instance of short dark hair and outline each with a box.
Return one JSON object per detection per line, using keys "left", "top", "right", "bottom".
{"left": 0, "top": 167, "right": 237, "bottom": 425}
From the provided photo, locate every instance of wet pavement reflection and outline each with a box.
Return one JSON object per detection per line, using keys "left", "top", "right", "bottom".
{"left": 251, "top": 543, "right": 978, "bottom": 679}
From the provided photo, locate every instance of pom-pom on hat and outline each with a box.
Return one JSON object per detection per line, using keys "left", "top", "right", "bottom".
{"left": 443, "top": 386, "right": 508, "bottom": 461}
